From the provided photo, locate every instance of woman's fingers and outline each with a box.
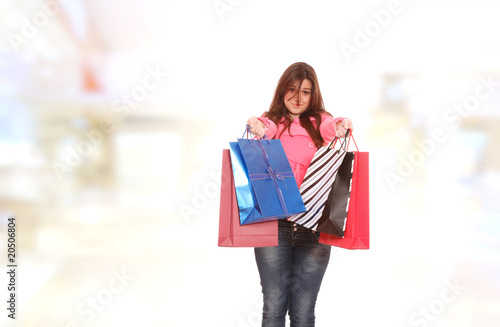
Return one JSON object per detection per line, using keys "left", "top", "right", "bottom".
{"left": 247, "top": 116, "right": 265, "bottom": 138}
{"left": 336, "top": 119, "right": 354, "bottom": 138}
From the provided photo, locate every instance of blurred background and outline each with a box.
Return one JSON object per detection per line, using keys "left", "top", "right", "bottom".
{"left": 0, "top": 0, "right": 499, "bottom": 326}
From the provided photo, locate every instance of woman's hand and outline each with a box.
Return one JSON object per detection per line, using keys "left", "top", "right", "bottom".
{"left": 335, "top": 118, "right": 353, "bottom": 138}
{"left": 247, "top": 116, "right": 266, "bottom": 138}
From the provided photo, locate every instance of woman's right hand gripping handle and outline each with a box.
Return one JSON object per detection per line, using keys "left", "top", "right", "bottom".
{"left": 247, "top": 116, "right": 266, "bottom": 138}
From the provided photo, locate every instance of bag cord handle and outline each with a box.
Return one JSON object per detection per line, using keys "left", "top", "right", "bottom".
{"left": 244, "top": 124, "right": 270, "bottom": 143}
{"left": 329, "top": 129, "right": 359, "bottom": 151}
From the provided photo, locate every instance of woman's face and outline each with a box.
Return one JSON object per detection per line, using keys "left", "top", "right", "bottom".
{"left": 283, "top": 79, "right": 312, "bottom": 119}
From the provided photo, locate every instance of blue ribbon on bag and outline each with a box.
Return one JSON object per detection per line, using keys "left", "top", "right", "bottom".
{"left": 245, "top": 125, "right": 292, "bottom": 215}
{"left": 249, "top": 167, "right": 290, "bottom": 181}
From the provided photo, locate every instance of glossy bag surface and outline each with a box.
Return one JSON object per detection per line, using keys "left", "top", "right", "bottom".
{"left": 319, "top": 151, "right": 369, "bottom": 249}
{"left": 218, "top": 149, "right": 279, "bottom": 247}
{"left": 230, "top": 137, "right": 305, "bottom": 225}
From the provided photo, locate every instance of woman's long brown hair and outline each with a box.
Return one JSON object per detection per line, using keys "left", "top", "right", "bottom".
{"left": 263, "top": 62, "right": 331, "bottom": 148}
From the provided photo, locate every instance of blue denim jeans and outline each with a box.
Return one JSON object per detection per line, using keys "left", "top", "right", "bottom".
{"left": 254, "top": 219, "right": 331, "bottom": 327}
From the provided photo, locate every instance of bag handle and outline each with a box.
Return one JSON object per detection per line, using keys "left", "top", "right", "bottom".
{"left": 242, "top": 125, "right": 252, "bottom": 139}
{"left": 328, "top": 129, "right": 359, "bottom": 151}
{"left": 348, "top": 130, "right": 359, "bottom": 151}
{"left": 243, "top": 125, "right": 270, "bottom": 143}
{"left": 328, "top": 129, "right": 349, "bottom": 149}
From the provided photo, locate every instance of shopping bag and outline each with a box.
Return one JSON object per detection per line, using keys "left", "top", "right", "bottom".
{"left": 315, "top": 151, "right": 355, "bottom": 237}
{"left": 287, "top": 135, "right": 348, "bottom": 230}
{"left": 229, "top": 127, "right": 305, "bottom": 225}
{"left": 319, "top": 140, "right": 369, "bottom": 249}
{"left": 218, "top": 149, "right": 279, "bottom": 247}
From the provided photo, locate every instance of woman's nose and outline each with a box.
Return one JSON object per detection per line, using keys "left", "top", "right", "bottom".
{"left": 294, "top": 92, "right": 301, "bottom": 103}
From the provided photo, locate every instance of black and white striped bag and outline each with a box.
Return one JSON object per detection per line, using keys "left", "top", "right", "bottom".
{"left": 288, "top": 137, "right": 348, "bottom": 230}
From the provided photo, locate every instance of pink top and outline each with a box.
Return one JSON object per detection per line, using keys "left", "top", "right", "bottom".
{"left": 258, "top": 114, "right": 346, "bottom": 188}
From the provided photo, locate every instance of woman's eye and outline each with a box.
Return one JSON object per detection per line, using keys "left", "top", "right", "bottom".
{"left": 303, "top": 91, "right": 310, "bottom": 95}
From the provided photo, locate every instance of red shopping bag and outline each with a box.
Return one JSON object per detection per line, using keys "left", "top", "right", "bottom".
{"left": 218, "top": 149, "right": 278, "bottom": 247}
{"left": 319, "top": 149, "right": 369, "bottom": 249}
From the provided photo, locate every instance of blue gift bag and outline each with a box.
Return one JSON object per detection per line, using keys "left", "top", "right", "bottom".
{"left": 229, "top": 127, "right": 306, "bottom": 225}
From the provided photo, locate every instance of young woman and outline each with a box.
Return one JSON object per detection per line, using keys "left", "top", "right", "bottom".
{"left": 247, "top": 62, "right": 353, "bottom": 327}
